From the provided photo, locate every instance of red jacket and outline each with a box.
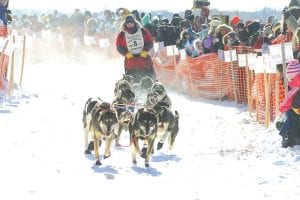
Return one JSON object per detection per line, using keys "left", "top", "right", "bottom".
{"left": 116, "top": 23, "right": 153, "bottom": 70}
{"left": 279, "top": 73, "right": 300, "bottom": 112}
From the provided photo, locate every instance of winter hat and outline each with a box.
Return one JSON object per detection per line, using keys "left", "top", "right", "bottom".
{"left": 287, "top": 60, "right": 300, "bottom": 81}
{"left": 215, "top": 24, "right": 233, "bottom": 35}
{"left": 125, "top": 15, "right": 135, "bottom": 24}
{"left": 271, "top": 22, "right": 281, "bottom": 37}
{"left": 184, "top": 10, "right": 193, "bottom": 18}
{"left": 235, "top": 22, "right": 245, "bottom": 30}
{"left": 246, "top": 21, "right": 261, "bottom": 35}
{"left": 141, "top": 14, "right": 152, "bottom": 26}
{"left": 230, "top": 16, "right": 240, "bottom": 26}
{"left": 208, "top": 19, "right": 221, "bottom": 35}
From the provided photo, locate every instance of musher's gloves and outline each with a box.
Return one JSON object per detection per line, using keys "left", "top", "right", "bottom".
{"left": 140, "top": 51, "right": 148, "bottom": 58}
{"left": 125, "top": 52, "right": 133, "bottom": 59}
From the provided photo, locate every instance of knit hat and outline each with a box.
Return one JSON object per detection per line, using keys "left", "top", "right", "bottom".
{"left": 287, "top": 60, "right": 300, "bottom": 80}
{"left": 230, "top": 16, "right": 240, "bottom": 26}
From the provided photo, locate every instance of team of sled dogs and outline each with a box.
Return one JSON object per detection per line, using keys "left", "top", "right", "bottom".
{"left": 82, "top": 75, "right": 179, "bottom": 167}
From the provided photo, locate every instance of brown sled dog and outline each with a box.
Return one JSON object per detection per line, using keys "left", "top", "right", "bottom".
{"left": 83, "top": 97, "right": 118, "bottom": 165}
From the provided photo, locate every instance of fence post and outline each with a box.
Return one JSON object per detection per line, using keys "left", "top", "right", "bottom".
{"left": 281, "top": 43, "right": 288, "bottom": 96}
{"left": 245, "top": 53, "right": 252, "bottom": 116}
{"left": 229, "top": 48, "right": 238, "bottom": 103}
{"left": 264, "top": 73, "right": 271, "bottom": 128}
{"left": 19, "top": 36, "right": 26, "bottom": 87}
{"left": 8, "top": 36, "right": 15, "bottom": 96}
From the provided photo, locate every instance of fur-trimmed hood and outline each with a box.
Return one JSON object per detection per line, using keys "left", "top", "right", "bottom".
{"left": 120, "top": 15, "right": 142, "bottom": 32}
{"left": 215, "top": 24, "right": 233, "bottom": 36}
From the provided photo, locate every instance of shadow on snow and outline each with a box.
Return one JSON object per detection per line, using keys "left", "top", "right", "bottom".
{"left": 131, "top": 165, "right": 162, "bottom": 177}
{"left": 151, "top": 153, "right": 181, "bottom": 163}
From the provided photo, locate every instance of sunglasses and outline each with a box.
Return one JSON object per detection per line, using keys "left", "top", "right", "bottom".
{"left": 126, "top": 20, "right": 134, "bottom": 24}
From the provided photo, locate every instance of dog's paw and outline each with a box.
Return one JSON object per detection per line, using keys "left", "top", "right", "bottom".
{"left": 96, "top": 160, "right": 102, "bottom": 165}
{"left": 157, "top": 142, "right": 164, "bottom": 150}
{"left": 88, "top": 141, "right": 94, "bottom": 151}
{"left": 141, "top": 147, "right": 147, "bottom": 158}
{"left": 84, "top": 149, "right": 91, "bottom": 154}
{"left": 145, "top": 162, "right": 150, "bottom": 168}
{"left": 132, "top": 160, "right": 137, "bottom": 165}
{"left": 103, "top": 154, "right": 111, "bottom": 159}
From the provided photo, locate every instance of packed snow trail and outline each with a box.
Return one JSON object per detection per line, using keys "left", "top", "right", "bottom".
{"left": 1, "top": 57, "right": 300, "bottom": 200}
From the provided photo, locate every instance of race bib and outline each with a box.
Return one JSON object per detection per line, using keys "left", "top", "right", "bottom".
{"left": 125, "top": 28, "right": 144, "bottom": 54}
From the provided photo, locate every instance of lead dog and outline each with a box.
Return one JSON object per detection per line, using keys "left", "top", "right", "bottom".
{"left": 83, "top": 97, "right": 118, "bottom": 165}
{"left": 128, "top": 107, "right": 158, "bottom": 167}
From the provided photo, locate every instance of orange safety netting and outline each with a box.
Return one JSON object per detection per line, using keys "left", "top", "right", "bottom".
{"left": 0, "top": 26, "right": 9, "bottom": 37}
{"left": 153, "top": 52, "right": 230, "bottom": 99}
{"left": 253, "top": 73, "right": 286, "bottom": 124}
{"left": 153, "top": 55, "right": 178, "bottom": 89}
{"left": 152, "top": 44, "right": 288, "bottom": 125}
{"left": 178, "top": 54, "right": 230, "bottom": 99}
{"left": 226, "top": 61, "right": 248, "bottom": 103}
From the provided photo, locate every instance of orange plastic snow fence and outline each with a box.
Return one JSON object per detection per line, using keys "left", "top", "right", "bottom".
{"left": 152, "top": 44, "right": 287, "bottom": 126}
{"left": 252, "top": 73, "right": 286, "bottom": 124}
{"left": 0, "top": 26, "right": 9, "bottom": 37}
{"left": 153, "top": 52, "right": 230, "bottom": 99}
{"left": 226, "top": 61, "right": 248, "bottom": 103}
{"left": 177, "top": 54, "right": 230, "bottom": 99}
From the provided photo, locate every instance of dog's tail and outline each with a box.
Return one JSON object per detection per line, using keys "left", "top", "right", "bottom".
{"left": 174, "top": 110, "right": 179, "bottom": 120}
{"left": 169, "top": 110, "right": 179, "bottom": 151}
{"left": 82, "top": 97, "right": 93, "bottom": 128}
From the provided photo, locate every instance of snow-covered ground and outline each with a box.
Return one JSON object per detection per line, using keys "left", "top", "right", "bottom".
{"left": 1, "top": 54, "right": 300, "bottom": 200}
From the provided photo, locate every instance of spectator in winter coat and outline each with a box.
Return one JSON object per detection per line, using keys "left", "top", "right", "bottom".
{"left": 212, "top": 24, "right": 233, "bottom": 51}
{"left": 176, "top": 30, "right": 195, "bottom": 56}
{"left": 141, "top": 13, "right": 155, "bottom": 38}
{"left": 279, "top": 60, "right": 300, "bottom": 148}
{"left": 222, "top": 31, "right": 242, "bottom": 49}
{"left": 192, "top": 37, "right": 203, "bottom": 58}
{"left": 202, "top": 19, "right": 221, "bottom": 53}
{"left": 116, "top": 14, "right": 156, "bottom": 83}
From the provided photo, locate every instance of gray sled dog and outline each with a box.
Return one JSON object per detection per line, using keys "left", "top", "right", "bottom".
{"left": 146, "top": 81, "right": 172, "bottom": 109}
{"left": 114, "top": 74, "right": 134, "bottom": 95}
{"left": 133, "top": 76, "right": 154, "bottom": 104}
{"left": 113, "top": 88, "right": 136, "bottom": 146}
{"left": 146, "top": 81, "right": 179, "bottom": 151}
{"left": 128, "top": 107, "right": 158, "bottom": 167}
{"left": 83, "top": 97, "right": 118, "bottom": 165}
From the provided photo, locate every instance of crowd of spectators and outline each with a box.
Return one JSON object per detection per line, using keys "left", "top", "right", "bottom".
{"left": 6, "top": 6, "right": 296, "bottom": 59}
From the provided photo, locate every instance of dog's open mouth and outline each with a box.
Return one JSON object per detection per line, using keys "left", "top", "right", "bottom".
{"left": 105, "top": 132, "right": 112, "bottom": 136}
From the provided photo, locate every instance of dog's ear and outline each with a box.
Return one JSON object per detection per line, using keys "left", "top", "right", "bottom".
{"left": 138, "top": 108, "right": 144, "bottom": 113}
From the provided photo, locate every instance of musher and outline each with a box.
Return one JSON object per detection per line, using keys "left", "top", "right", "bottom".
{"left": 116, "top": 14, "right": 156, "bottom": 83}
